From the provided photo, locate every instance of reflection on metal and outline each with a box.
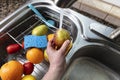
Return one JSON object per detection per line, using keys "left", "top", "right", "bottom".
{"left": 54, "top": 0, "right": 77, "bottom": 8}
{"left": 109, "top": 27, "right": 120, "bottom": 39}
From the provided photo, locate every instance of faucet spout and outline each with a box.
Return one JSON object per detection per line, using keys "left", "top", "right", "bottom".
{"left": 54, "top": 0, "right": 77, "bottom": 8}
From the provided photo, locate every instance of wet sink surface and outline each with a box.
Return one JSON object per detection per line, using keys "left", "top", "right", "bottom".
{"left": 62, "top": 45, "right": 120, "bottom": 80}
{"left": 63, "top": 58, "right": 118, "bottom": 80}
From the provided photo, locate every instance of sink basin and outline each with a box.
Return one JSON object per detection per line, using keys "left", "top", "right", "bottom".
{"left": 62, "top": 45, "right": 120, "bottom": 80}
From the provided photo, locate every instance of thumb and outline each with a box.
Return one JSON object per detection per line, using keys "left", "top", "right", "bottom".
{"left": 59, "top": 40, "right": 70, "bottom": 54}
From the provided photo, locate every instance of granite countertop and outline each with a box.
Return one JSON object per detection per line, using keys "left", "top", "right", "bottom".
{"left": 0, "top": 0, "right": 29, "bottom": 21}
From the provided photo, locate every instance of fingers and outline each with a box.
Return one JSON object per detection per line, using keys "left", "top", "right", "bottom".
{"left": 59, "top": 40, "right": 70, "bottom": 54}
{"left": 47, "top": 39, "right": 54, "bottom": 52}
{"left": 47, "top": 39, "right": 70, "bottom": 55}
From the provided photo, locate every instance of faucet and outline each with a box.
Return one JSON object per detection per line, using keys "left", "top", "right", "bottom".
{"left": 53, "top": 0, "right": 77, "bottom": 8}
{"left": 109, "top": 27, "right": 120, "bottom": 40}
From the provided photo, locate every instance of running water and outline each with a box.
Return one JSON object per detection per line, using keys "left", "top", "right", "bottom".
{"left": 59, "top": 9, "right": 64, "bottom": 29}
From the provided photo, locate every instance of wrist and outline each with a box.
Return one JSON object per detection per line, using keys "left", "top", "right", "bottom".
{"left": 42, "top": 65, "right": 64, "bottom": 80}
{"left": 49, "top": 65, "right": 64, "bottom": 73}
{"left": 50, "top": 63, "right": 65, "bottom": 71}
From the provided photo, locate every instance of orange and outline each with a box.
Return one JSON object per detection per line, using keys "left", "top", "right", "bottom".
{"left": 0, "top": 60, "right": 23, "bottom": 80}
{"left": 26, "top": 48, "right": 44, "bottom": 64}
{"left": 47, "top": 34, "right": 54, "bottom": 41}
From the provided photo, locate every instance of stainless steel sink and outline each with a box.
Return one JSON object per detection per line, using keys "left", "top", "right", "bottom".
{"left": 0, "top": 0, "right": 120, "bottom": 80}
{"left": 62, "top": 21, "right": 120, "bottom": 80}
{"left": 63, "top": 45, "right": 120, "bottom": 80}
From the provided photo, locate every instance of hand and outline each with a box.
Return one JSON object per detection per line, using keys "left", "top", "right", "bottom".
{"left": 42, "top": 40, "right": 70, "bottom": 80}
{"left": 46, "top": 39, "right": 70, "bottom": 69}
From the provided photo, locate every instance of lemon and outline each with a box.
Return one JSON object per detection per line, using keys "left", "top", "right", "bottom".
{"left": 44, "top": 49, "right": 49, "bottom": 62}
{"left": 22, "top": 75, "right": 36, "bottom": 80}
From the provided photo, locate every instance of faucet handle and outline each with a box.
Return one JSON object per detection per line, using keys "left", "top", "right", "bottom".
{"left": 109, "top": 27, "right": 120, "bottom": 39}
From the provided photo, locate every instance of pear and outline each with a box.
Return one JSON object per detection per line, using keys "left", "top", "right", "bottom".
{"left": 53, "top": 28, "right": 70, "bottom": 49}
{"left": 65, "top": 41, "right": 73, "bottom": 55}
{"left": 32, "top": 24, "right": 48, "bottom": 36}
{"left": 44, "top": 41, "right": 72, "bottom": 62}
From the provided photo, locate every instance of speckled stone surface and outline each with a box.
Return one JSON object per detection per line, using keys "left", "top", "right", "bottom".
{"left": 0, "top": 0, "right": 29, "bottom": 21}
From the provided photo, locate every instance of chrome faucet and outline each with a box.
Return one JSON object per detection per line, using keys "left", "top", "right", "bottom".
{"left": 53, "top": 0, "right": 77, "bottom": 8}
{"left": 109, "top": 27, "right": 120, "bottom": 40}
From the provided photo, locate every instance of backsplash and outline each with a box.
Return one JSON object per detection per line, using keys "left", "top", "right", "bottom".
{"left": 102, "top": 0, "right": 120, "bottom": 7}
{"left": 72, "top": 0, "right": 120, "bottom": 27}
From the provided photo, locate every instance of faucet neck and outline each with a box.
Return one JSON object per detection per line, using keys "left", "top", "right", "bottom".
{"left": 54, "top": 0, "right": 77, "bottom": 8}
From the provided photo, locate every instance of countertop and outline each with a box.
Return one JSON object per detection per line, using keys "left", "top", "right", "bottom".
{"left": 0, "top": 0, "right": 28, "bottom": 21}
{"left": 72, "top": 0, "right": 120, "bottom": 27}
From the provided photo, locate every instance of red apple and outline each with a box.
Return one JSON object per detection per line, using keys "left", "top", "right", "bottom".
{"left": 6, "top": 43, "right": 21, "bottom": 54}
{"left": 23, "top": 62, "right": 34, "bottom": 75}
{"left": 21, "top": 41, "right": 24, "bottom": 49}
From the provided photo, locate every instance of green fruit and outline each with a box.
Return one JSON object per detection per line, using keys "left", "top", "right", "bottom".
{"left": 53, "top": 28, "right": 70, "bottom": 49}
{"left": 32, "top": 24, "right": 48, "bottom": 36}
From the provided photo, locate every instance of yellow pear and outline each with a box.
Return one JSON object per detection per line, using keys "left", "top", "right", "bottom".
{"left": 53, "top": 28, "right": 70, "bottom": 49}
{"left": 32, "top": 24, "right": 48, "bottom": 36}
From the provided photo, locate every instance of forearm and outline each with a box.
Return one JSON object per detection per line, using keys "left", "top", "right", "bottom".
{"left": 42, "top": 66, "right": 64, "bottom": 80}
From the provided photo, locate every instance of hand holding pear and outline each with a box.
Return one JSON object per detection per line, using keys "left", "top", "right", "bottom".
{"left": 53, "top": 28, "right": 71, "bottom": 49}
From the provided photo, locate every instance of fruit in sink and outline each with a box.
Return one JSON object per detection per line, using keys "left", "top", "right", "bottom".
{"left": 26, "top": 48, "right": 44, "bottom": 64}
{"left": 21, "top": 41, "right": 24, "bottom": 49}
{"left": 44, "top": 49, "right": 49, "bottom": 62}
{"left": 47, "top": 33, "right": 54, "bottom": 41}
{"left": 32, "top": 24, "right": 48, "bottom": 36}
{"left": 23, "top": 62, "right": 34, "bottom": 75}
{"left": 65, "top": 41, "right": 73, "bottom": 55}
{"left": 44, "top": 41, "right": 72, "bottom": 62}
{"left": 22, "top": 75, "right": 36, "bottom": 80}
{"left": 0, "top": 60, "right": 23, "bottom": 80}
{"left": 6, "top": 43, "right": 21, "bottom": 54}
{"left": 53, "top": 28, "right": 70, "bottom": 49}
